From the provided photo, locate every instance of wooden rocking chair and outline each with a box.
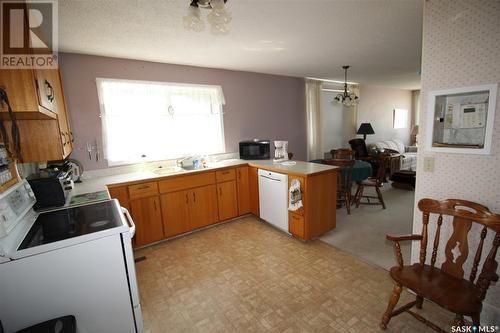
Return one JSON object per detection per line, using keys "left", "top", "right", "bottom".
{"left": 380, "top": 198, "right": 500, "bottom": 332}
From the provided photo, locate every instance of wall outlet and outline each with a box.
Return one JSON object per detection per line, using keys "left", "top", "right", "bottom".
{"left": 423, "top": 156, "right": 435, "bottom": 172}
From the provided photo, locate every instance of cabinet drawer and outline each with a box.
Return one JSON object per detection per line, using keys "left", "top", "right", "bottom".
{"left": 216, "top": 168, "right": 236, "bottom": 183}
{"left": 159, "top": 172, "right": 216, "bottom": 193}
{"left": 289, "top": 213, "right": 305, "bottom": 238}
{"left": 128, "top": 181, "right": 158, "bottom": 199}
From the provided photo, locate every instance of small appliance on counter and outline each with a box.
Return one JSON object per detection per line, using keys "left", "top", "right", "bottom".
{"left": 239, "top": 139, "right": 270, "bottom": 160}
{"left": 27, "top": 168, "right": 73, "bottom": 210}
{"left": 273, "top": 141, "right": 289, "bottom": 162}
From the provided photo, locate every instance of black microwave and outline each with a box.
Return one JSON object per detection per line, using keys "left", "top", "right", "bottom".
{"left": 239, "top": 140, "right": 270, "bottom": 160}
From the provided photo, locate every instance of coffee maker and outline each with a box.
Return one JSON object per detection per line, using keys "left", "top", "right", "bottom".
{"left": 273, "top": 141, "right": 289, "bottom": 162}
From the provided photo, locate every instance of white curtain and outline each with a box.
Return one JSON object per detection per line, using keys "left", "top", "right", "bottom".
{"left": 305, "top": 79, "right": 323, "bottom": 160}
{"left": 96, "top": 78, "right": 226, "bottom": 166}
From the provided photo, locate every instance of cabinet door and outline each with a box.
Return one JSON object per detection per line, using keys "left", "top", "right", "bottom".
{"left": 0, "top": 69, "right": 39, "bottom": 113}
{"left": 236, "top": 166, "right": 250, "bottom": 215}
{"left": 130, "top": 196, "right": 164, "bottom": 246}
{"left": 248, "top": 166, "right": 260, "bottom": 216}
{"left": 189, "top": 184, "right": 219, "bottom": 230}
{"left": 34, "top": 69, "right": 57, "bottom": 114}
{"left": 217, "top": 181, "right": 238, "bottom": 221}
{"left": 51, "top": 70, "right": 73, "bottom": 156}
{"left": 161, "top": 190, "right": 190, "bottom": 238}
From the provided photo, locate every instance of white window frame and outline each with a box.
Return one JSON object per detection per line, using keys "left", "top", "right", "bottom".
{"left": 96, "top": 78, "right": 226, "bottom": 166}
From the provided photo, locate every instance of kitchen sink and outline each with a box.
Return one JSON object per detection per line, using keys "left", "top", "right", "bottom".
{"left": 152, "top": 166, "right": 183, "bottom": 175}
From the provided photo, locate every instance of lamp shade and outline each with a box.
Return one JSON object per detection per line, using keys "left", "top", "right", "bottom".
{"left": 357, "top": 123, "right": 375, "bottom": 140}
{"left": 357, "top": 123, "right": 375, "bottom": 135}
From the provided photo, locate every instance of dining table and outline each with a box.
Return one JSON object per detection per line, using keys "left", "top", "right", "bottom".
{"left": 309, "top": 159, "right": 372, "bottom": 182}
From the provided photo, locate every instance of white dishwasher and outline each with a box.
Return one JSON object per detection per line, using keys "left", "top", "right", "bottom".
{"left": 258, "top": 169, "right": 289, "bottom": 233}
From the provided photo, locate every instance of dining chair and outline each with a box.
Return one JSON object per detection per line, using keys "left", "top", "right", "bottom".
{"left": 330, "top": 148, "right": 355, "bottom": 160}
{"left": 381, "top": 198, "right": 500, "bottom": 331}
{"left": 324, "top": 159, "right": 355, "bottom": 214}
{"left": 353, "top": 153, "right": 389, "bottom": 209}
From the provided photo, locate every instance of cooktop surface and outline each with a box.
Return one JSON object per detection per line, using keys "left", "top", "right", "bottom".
{"left": 18, "top": 200, "right": 123, "bottom": 250}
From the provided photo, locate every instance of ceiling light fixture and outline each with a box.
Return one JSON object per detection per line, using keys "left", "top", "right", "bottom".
{"left": 333, "top": 65, "right": 359, "bottom": 107}
{"left": 183, "top": 0, "right": 231, "bottom": 35}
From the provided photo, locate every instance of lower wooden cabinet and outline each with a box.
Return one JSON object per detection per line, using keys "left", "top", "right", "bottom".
{"left": 161, "top": 185, "right": 218, "bottom": 238}
{"left": 161, "top": 190, "right": 190, "bottom": 238}
{"left": 107, "top": 164, "right": 336, "bottom": 246}
{"left": 248, "top": 166, "right": 260, "bottom": 217}
{"left": 190, "top": 184, "right": 219, "bottom": 229}
{"left": 236, "top": 166, "right": 250, "bottom": 215}
{"left": 108, "top": 186, "right": 130, "bottom": 211}
{"left": 217, "top": 180, "right": 238, "bottom": 221}
{"left": 130, "top": 196, "right": 164, "bottom": 246}
{"left": 289, "top": 212, "right": 305, "bottom": 238}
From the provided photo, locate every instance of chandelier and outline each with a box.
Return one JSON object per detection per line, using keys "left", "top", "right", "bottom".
{"left": 183, "top": 0, "right": 232, "bottom": 35}
{"left": 333, "top": 65, "right": 359, "bottom": 107}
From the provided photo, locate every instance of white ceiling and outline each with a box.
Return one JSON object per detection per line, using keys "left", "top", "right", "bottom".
{"left": 58, "top": 0, "right": 423, "bottom": 89}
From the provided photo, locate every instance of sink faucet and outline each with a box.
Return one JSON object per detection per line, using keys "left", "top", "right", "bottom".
{"left": 176, "top": 156, "right": 194, "bottom": 168}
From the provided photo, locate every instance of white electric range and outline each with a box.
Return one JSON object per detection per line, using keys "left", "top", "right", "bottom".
{"left": 0, "top": 180, "right": 143, "bottom": 333}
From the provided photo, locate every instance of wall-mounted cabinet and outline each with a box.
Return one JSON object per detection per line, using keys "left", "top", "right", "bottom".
{"left": 0, "top": 68, "right": 73, "bottom": 162}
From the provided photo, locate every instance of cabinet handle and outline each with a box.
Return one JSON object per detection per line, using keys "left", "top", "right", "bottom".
{"left": 44, "top": 79, "right": 54, "bottom": 102}
{"left": 185, "top": 193, "right": 189, "bottom": 204}
{"left": 219, "top": 187, "right": 222, "bottom": 196}
{"left": 61, "top": 131, "right": 66, "bottom": 146}
{"left": 238, "top": 170, "right": 241, "bottom": 180}
{"left": 154, "top": 199, "right": 157, "bottom": 210}
{"left": 222, "top": 171, "right": 229, "bottom": 175}
{"left": 137, "top": 185, "right": 150, "bottom": 190}
{"left": 192, "top": 192, "right": 196, "bottom": 202}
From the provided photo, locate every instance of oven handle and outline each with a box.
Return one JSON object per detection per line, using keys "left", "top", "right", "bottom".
{"left": 121, "top": 207, "right": 136, "bottom": 238}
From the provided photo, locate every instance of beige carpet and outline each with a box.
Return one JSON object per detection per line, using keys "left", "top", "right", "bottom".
{"left": 320, "top": 185, "right": 415, "bottom": 271}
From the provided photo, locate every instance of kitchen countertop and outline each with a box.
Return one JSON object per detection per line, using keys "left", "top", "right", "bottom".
{"left": 70, "top": 159, "right": 337, "bottom": 198}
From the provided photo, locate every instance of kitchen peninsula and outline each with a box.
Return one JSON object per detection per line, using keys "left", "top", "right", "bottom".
{"left": 72, "top": 160, "right": 338, "bottom": 246}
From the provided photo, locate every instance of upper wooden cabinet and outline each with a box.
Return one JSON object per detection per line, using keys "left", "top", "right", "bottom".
{"left": 0, "top": 68, "right": 73, "bottom": 162}
{"left": 0, "top": 69, "right": 56, "bottom": 119}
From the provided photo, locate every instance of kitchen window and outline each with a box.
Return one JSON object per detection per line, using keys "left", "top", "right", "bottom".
{"left": 96, "top": 78, "right": 226, "bottom": 166}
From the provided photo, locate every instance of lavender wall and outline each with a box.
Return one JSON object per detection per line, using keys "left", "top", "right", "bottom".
{"left": 59, "top": 53, "right": 306, "bottom": 170}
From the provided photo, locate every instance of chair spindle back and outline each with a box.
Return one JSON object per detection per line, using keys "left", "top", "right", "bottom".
{"left": 418, "top": 198, "right": 500, "bottom": 300}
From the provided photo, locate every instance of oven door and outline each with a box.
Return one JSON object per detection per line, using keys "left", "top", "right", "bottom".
{"left": 239, "top": 142, "right": 270, "bottom": 160}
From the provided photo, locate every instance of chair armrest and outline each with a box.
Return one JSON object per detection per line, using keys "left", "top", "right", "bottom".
{"left": 386, "top": 234, "right": 422, "bottom": 242}
{"left": 387, "top": 234, "right": 422, "bottom": 268}
{"left": 405, "top": 146, "right": 418, "bottom": 153}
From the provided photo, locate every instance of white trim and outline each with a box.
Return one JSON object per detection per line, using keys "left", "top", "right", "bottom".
{"left": 95, "top": 77, "right": 225, "bottom": 105}
{"left": 425, "top": 84, "right": 497, "bottom": 155}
